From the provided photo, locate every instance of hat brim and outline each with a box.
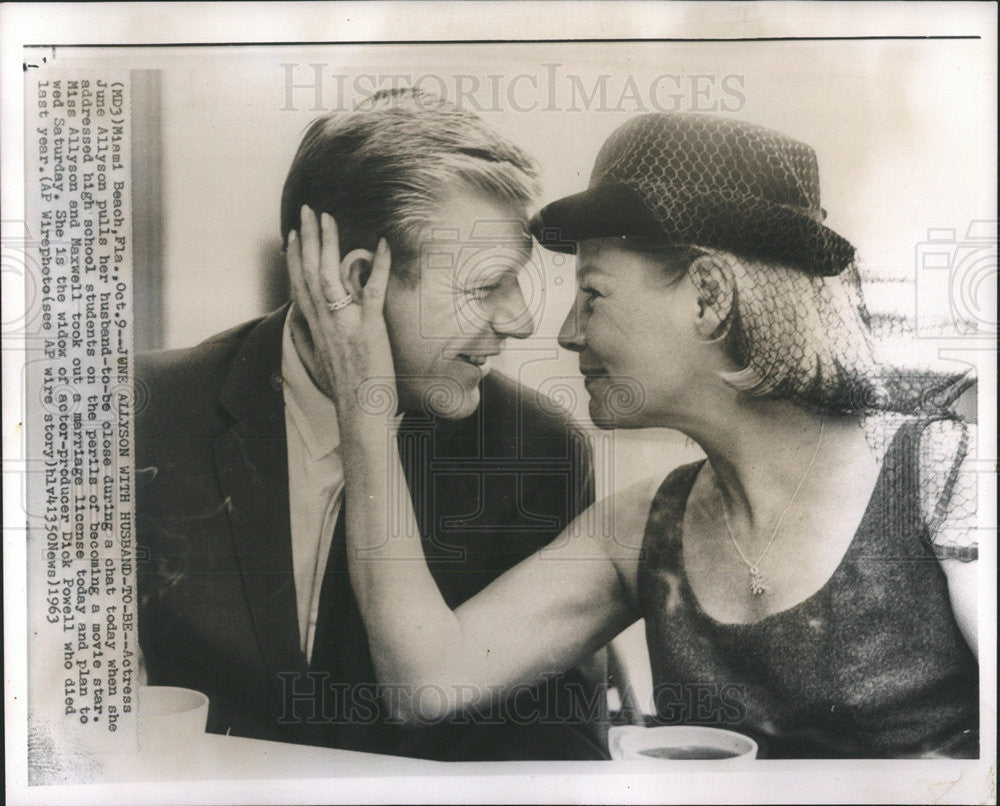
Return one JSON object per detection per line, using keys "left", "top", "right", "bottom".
{"left": 530, "top": 183, "right": 665, "bottom": 253}
{"left": 530, "top": 182, "right": 855, "bottom": 276}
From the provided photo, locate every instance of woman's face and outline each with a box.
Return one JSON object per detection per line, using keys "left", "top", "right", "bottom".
{"left": 557, "top": 239, "right": 709, "bottom": 428}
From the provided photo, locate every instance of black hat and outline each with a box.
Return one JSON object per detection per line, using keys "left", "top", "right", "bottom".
{"left": 530, "top": 112, "right": 855, "bottom": 276}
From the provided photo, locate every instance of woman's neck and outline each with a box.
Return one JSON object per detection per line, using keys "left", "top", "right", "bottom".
{"left": 677, "top": 394, "right": 871, "bottom": 534}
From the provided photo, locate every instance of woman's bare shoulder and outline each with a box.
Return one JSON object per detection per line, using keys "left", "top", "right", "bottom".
{"left": 614, "top": 474, "right": 673, "bottom": 527}
{"left": 556, "top": 475, "right": 661, "bottom": 551}
{"left": 548, "top": 474, "right": 673, "bottom": 606}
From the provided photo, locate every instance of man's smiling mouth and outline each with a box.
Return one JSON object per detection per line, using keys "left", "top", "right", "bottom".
{"left": 459, "top": 354, "right": 490, "bottom": 366}
{"left": 455, "top": 352, "right": 500, "bottom": 373}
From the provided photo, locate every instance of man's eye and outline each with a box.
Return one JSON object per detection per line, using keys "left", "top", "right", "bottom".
{"left": 469, "top": 284, "right": 500, "bottom": 299}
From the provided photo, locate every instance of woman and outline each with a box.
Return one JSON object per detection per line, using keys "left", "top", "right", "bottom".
{"left": 288, "top": 112, "right": 979, "bottom": 758}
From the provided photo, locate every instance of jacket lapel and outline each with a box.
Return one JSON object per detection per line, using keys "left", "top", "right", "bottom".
{"left": 213, "top": 305, "right": 308, "bottom": 692}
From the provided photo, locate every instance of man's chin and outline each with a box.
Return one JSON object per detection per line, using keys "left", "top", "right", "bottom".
{"left": 436, "top": 393, "right": 479, "bottom": 420}
{"left": 399, "top": 383, "right": 480, "bottom": 420}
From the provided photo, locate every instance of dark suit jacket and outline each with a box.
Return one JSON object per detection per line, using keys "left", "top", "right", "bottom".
{"left": 136, "top": 306, "right": 607, "bottom": 761}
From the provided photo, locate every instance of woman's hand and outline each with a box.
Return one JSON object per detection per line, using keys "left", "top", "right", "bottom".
{"left": 286, "top": 204, "right": 396, "bottom": 420}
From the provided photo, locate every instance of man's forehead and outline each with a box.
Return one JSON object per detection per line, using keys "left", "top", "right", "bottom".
{"left": 419, "top": 219, "right": 532, "bottom": 250}
{"left": 418, "top": 224, "right": 533, "bottom": 278}
{"left": 424, "top": 185, "right": 530, "bottom": 238}
{"left": 418, "top": 242, "right": 533, "bottom": 287}
{"left": 409, "top": 188, "right": 534, "bottom": 279}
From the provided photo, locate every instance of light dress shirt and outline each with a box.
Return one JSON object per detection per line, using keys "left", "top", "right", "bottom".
{"left": 281, "top": 314, "right": 405, "bottom": 664}
{"left": 281, "top": 315, "right": 345, "bottom": 664}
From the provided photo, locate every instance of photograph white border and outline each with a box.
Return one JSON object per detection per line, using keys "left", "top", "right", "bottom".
{"left": 3, "top": 3, "right": 996, "bottom": 804}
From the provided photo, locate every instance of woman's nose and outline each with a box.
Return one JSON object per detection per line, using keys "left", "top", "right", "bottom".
{"left": 558, "top": 299, "right": 586, "bottom": 352}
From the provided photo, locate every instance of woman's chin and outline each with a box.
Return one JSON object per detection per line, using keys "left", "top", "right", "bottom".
{"left": 586, "top": 379, "right": 649, "bottom": 429}
{"left": 588, "top": 400, "right": 640, "bottom": 430}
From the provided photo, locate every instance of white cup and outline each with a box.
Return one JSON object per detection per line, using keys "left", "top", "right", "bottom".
{"left": 609, "top": 725, "right": 758, "bottom": 762}
{"left": 137, "top": 685, "right": 209, "bottom": 748}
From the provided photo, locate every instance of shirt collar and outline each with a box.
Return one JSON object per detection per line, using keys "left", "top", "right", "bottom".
{"left": 281, "top": 313, "right": 341, "bottom": 460}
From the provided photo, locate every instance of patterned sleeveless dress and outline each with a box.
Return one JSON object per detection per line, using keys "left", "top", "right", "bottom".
{"left": 637, "top": 422, "right": 978, "bottom": 758}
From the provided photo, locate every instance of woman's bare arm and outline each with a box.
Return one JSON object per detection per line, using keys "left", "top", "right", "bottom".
{"left": 920, "top": 419, "right": 981, "bottom": 659}
{"left": 941, "top": 559, "right": 977, "bottom": 660}
{"left": 345, "top": 428, "right": 649, "bottom": 721}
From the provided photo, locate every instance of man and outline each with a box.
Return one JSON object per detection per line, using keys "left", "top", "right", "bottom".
{"left": 136, "top": 88, "right": 607, "bottom": 761}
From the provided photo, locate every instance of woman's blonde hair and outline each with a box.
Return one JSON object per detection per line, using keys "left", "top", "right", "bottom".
{"left": 625, "top": 238, "right": 885, "bottom": 413}
{"left": 689, "top": 248, "right": 882, "bottom": 412}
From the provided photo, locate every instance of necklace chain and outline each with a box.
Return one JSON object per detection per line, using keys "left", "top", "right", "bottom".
{"left": 720, "top": 418, "right": 825, "bottom": 596}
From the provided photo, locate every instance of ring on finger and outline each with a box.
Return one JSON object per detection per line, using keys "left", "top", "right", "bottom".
{"left": 326, "top": 293, "right": 355, "bottom": 312}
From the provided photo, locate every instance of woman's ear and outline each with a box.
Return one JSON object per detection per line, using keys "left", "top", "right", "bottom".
{"left": 696, "top": 296, "right": 726, "bottom": 338}
{"left": 340, "top": 248, "right": 375, "bottom": 300}
{"left": 688, "top": 253, "right": 735, "bottom": 341}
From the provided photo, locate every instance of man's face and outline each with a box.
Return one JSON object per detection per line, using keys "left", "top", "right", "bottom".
{"left": 384, "top": 188, "right": 536, "bottom": 419}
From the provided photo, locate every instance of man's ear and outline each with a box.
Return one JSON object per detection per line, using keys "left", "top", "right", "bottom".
{"left": 340, "top": 248, "right": 375, "bottom": 299}
{"left": 688, "top": 253, "right": 735, "bottom": 341}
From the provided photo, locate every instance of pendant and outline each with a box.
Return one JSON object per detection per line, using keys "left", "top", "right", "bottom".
{"left": 749, "top": 565, "right": 767, "bottom": 596}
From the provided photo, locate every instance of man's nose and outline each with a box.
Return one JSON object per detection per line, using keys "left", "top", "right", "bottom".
{"left": 558, "top": 297, "right": 586, "bottom": 353}
{"left": 491, "top": 281, "right": 535, "bottom": 340}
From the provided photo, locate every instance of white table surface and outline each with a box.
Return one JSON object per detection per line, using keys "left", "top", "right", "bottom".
{"left": 88, "top": 731, "right": 443, "bottom": 782}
